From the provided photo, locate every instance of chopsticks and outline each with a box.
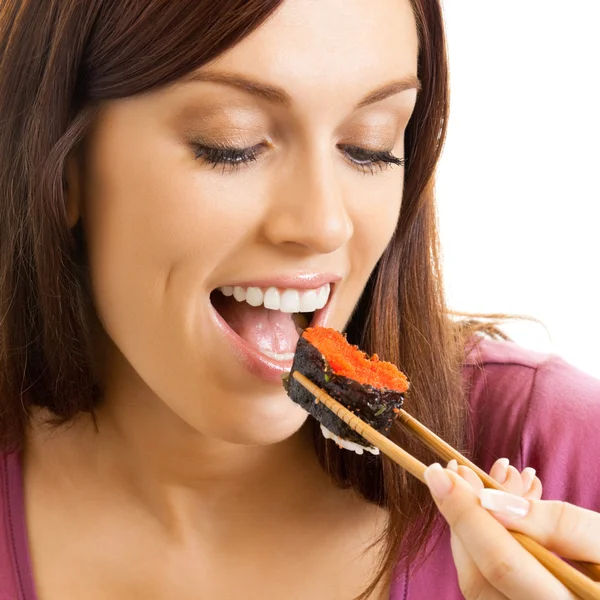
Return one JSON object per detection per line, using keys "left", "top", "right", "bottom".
{"left": 292, "top": 371, "right": 600, "bottom": 600}
{"left": 395, "top": 408, "right": 600, "bottom": 583}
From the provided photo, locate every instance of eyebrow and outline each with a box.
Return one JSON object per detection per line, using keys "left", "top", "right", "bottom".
{"left": 183, "top": 71, "right": 421, "bottom": 109}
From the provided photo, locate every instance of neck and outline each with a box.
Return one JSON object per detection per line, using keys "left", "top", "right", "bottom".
{"left": 25, "top": 363, "right": 336, "bottom": 539}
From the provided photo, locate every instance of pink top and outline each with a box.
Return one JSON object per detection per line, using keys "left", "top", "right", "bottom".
{"left": 1, "top": 338, "right": 600, "bottom": 599}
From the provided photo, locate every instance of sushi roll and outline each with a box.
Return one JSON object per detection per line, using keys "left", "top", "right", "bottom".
{"left": 284, "top": 327, "right": 409, "bottom": 455}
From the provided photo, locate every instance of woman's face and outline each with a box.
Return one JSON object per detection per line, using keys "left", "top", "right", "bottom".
{"left": 77, "top": 0, "right": 419, "bottom": 445}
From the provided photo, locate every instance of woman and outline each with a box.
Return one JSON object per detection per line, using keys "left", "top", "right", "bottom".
{"left": 0, "top": 0, "right": 598, "bottom": 598}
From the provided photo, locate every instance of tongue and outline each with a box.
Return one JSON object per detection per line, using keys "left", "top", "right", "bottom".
{"left": 216, "top": 296, "right": 300, "bottom": 355}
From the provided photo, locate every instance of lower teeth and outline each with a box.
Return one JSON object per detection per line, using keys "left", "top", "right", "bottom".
{"left": 262, "top": 350, "right": 296, "bottom": 361}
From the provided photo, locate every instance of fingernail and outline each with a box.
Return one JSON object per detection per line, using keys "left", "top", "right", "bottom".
{"left": 522, "top": 467, "right": 537, "bottom": 491}
{"left": 495, "top": 458, "right": 510, "bottom": 484}
{"left": 447, "top": 459, "right": 459, "bottom": 472}
{"left": 480, "top": 489, "right": 530, "bottom": 519}
{"left": 424, "top": 463, "right": 454, "bottom": 499}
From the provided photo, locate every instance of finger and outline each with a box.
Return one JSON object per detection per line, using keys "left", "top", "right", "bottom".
{"left": 457, "top": 465, "right": 484, "bottom": 493}
{"left": 524, "top": 476, "right": 543, "bottom": 501}
{"left": 489, "top": 458, "right": 510, "bottom": 484}
{"left": 425, "top": 464, "right": 574, "bottom": 599}
{"left": 451, "top": 533, "right": 511, "bottom": 600}
{"left": 448, "top": 460, "right": 487, "bottom": 490}
{"left": 489, "top": 459, "right": 526, "bottom": 496}
{"left": 480, "top": 489, "right": 600, "bottom": 563}
{"left": 502, "top": 465, "right": 525, "bottom": 496}
{"left": 448, "top": 461, "right": 487, "bottom": 493}
{"left": 521, "top": 467, "right": 537, "bottom": 494}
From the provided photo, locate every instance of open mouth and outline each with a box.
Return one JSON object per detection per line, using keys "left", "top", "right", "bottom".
{"left": 210, "top": 283, "right": 331, "bottom": 364}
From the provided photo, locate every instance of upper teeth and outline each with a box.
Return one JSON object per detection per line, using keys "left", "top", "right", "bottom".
{"left": 219, "top": 283, "right": 331, "bottom": 313}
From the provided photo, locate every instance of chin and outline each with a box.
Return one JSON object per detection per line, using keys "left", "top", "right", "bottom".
{"left": 202, "top": 398, "right": 310, "bottom": 447}
{"left": 159, "top": 380, "right": 310, "bottom": 447}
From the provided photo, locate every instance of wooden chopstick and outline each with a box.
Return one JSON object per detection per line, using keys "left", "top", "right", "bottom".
{"left": 292, "top": 372, "right": 600, "bottom": 600}
{"left": 395, "top": 409, "right": 502, "bottom": 489}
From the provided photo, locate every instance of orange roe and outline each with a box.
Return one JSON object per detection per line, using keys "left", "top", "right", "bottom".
{"left": 302, "top": 327, "right": 409, "bottom": 393}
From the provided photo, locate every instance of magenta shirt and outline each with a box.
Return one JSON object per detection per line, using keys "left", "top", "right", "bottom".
{"left": 1, "top": 338, "right": 600, "bottom": 599}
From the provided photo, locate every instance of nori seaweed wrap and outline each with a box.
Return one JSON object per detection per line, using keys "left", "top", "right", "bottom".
{"left": 284, "top": 327, "right": 409, "bottom": 453}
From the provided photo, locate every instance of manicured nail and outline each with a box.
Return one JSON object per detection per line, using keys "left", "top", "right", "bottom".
{"left": 424, "top": 463, "right": 454, "bottom": 499}
{"left": 522, "top": 467, "right": 537, "bottom": 491}
{"left": 480, "top": 489, "right": 530, "bottom": 519}
{"left": 494, "top": 458, "right": 510, "bottom": 484}
{"left": 447, "top": 459, "right": 459, "bottom": 472}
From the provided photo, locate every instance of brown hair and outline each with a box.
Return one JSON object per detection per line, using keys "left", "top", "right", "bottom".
{"left": 0, "top": 0, "right": 473, "bottom": 597}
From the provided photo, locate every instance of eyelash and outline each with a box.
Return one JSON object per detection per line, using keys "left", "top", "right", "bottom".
{"left": 192, "top": 143, "right": 405, "bottom": 175}
{"left": 193, "top": 144, "right": 263, "bottom": 173}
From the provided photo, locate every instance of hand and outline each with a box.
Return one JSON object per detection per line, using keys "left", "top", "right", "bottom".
{"left": 424, "top": 459, "right": 600, "bottom": 599}
{"left": 447, "top": 458, "right": 542, "bottom": 501}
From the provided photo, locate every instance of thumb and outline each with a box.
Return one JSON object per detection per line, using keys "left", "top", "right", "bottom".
{"left": 480, "top": 489, "right": 600, "bottom": 563}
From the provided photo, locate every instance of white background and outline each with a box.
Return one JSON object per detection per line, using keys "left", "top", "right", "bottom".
{"left": 437, "top": 1, "right": 600, "bottom": 378}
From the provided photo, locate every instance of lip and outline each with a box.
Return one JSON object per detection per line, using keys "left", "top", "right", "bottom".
{"left": 218, "top": 273, "right": 342, "bottom": 290}
{"left": 210, "top": 282, "right": 335, "bottom": 384}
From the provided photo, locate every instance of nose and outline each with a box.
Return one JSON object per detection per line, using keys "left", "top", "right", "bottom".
{"left": 262, "top": 153, "right": 354, "bottom": 255}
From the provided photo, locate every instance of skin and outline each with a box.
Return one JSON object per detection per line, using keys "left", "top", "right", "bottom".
{"left": 20, "top": 0, "right": 600, "bottom": 598}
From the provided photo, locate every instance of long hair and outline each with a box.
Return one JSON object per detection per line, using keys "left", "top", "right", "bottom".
{"left": 0, "top": 0, "right": 466, "bottom": 597}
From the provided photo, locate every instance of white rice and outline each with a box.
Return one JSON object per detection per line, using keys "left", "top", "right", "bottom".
{"left": 320, "top": 424, "right": 380, "bottom": 456}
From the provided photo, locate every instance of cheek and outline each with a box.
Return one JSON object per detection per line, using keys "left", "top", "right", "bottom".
{"left": 81, "top": 124, "right": 266, "bottom": 327}
{"left": 327, "top": 174, "right": 402, "bottom": 330}
{"left": 79, "top": 116, "right": 273, "bottom": 403}
{"left": 349, "top": 175, "right": 403, "bottom": 268}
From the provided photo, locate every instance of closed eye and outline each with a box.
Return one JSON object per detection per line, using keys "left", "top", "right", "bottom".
{"left": 192, "top": 143, "right": 265, "bottom": 173}
{"left": 192, "top": 142, "right": 404, "bottom": 175}
{"left": 338, "top": 144, "right": 405, "bottom": 174}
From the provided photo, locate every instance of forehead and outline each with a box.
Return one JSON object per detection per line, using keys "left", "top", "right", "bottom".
{"left": 205, "top": 0, "right": 418, "bottom": 104}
